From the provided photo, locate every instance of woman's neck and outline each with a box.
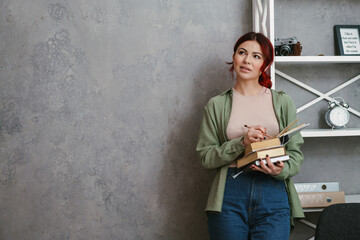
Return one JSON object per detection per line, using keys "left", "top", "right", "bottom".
{"left": 233, "top": 79, "right": 263, "bottom": 96}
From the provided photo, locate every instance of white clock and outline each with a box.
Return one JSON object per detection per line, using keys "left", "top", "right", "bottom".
{"left": 325, "top": 97, "right": 350, "bottom": 129}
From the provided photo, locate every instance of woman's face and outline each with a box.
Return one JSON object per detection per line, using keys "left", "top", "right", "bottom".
{"left": 233, "top": 40, "right": 264, "bottom": 82}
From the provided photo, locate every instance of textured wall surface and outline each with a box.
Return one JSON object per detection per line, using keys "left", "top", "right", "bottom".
{"left": 0, "top": 0, "right": 359, "bottom": 239}
{"left": 0, "top": 0, "right": 250, "bottom": 239}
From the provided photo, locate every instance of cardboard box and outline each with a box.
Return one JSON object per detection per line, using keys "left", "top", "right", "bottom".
{"left": 298, "top": 191, "right": 345, "bottom": 208}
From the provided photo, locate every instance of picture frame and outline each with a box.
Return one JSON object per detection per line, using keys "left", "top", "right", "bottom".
{"left": 334, "top": 25, "right": 360, "bottom": 56}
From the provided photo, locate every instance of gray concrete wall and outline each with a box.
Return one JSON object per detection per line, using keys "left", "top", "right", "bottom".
{"left": 0, "top": 0, "right": 250, "bottom": 239}
{"left": 0, "top": 0, "right": 359, "bottom": 239}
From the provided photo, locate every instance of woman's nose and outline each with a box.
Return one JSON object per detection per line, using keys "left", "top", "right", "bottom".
{"left": 243, "top": 55, "right": 251, "bottom": 64}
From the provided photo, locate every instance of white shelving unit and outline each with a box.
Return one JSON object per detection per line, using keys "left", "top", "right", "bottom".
{"left": 276, "top": 57, "right": 360, "bottom": 138}
{"left": 252, "top": 0, "right": 360, "bottom": 138}
{"left": 252, "top": 2, "right": 360, "bottom": 238}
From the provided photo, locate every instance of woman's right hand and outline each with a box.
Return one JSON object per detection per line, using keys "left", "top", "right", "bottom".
{"left": 242, "top": 125, "right": 267, "bottom": 146}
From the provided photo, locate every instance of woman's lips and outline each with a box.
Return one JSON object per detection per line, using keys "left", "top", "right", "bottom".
{"left": 240, "top": 66, "right": 251, "bottom": 72}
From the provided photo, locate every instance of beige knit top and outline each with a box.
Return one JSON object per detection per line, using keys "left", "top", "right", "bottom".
{"left": 226, "top": 87, "right": 280, "bottom": 141}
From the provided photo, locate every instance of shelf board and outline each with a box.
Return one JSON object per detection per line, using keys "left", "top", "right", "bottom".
{"left": 275, "top": 56, "right": 360, "bottom": 63}
{"left": 345, "top": 194, "right": 360, "bottom": 203}
{"left": 301, "top": 128, "right": 360, "bottom": 137}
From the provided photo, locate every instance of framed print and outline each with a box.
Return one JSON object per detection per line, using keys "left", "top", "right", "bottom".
{"left": 334, "top": 25, "right": 360, "bottom": 56}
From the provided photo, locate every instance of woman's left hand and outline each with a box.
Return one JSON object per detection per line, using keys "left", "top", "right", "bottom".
{"left": 250, "top": 155, "right": 284, "bottom": 176}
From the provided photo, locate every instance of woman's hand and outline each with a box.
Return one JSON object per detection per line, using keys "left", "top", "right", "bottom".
{"left": 250, "top": 155, "right": 284, "bottom": 176}
{"left": 242, "top": 125, "right": 267, "bottom": 146}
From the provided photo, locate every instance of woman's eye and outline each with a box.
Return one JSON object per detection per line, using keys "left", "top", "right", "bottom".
{"left": 254, "top": 55, "right": 261, "bottom": 59}
{"left": 239, "top": 51, "right": 246, "bottom": 55}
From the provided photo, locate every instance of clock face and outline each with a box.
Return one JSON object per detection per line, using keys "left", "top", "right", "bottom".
{"left": 329, "top": 106, "right": 350, "bottom": 127}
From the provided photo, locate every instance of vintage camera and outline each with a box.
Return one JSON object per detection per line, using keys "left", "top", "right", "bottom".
{"left": 274, "top": 37, "right": 302, "bottom": 56}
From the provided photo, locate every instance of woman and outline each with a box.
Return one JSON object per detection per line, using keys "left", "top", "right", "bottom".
{"left": 196, "top": 32, "right": 304, "bottom": 239}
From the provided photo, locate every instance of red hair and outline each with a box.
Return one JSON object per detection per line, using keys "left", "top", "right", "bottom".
{"left": 228, "top": 32, "right": 274, "bottom": 88}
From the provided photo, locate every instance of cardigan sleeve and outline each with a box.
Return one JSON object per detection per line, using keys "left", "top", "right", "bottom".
{"left": 196, "top": 102, "right": 245, "bottom": 170}
{"left": 273, "top": 94, "right": 304, "bottom": 180}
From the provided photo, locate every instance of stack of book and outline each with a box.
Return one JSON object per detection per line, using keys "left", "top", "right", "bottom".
{"left": 236, "top": 138, "right": 288, "bottom": 169}
{"left": 236, "top": 119, "right": 309, "bottom": 169}
{"left": 295, "top": 182, "right": 345, "bottom": 208}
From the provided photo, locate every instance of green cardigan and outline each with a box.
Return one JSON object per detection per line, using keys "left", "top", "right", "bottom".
{"left": 196, "top": 88, "right": 305, "bottom": 226}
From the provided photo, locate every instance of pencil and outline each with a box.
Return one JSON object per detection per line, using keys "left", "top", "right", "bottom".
{"left": 244, "top": 125, "right": 274, "bottom": 139}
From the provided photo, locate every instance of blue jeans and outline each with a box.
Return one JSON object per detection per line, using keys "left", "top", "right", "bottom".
{"left": 207, "top": 168, "right": 290, "bottom": 240}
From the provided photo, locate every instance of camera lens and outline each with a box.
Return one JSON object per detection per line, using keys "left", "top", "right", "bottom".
{"left": 280, "top": 45, "right": 291, "bottom": 56}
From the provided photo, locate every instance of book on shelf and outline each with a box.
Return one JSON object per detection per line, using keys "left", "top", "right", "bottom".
{"left": 298, "top": 191, "right": 345, "bottom": 208}
{"left": 295, "top": 182, "right": 340, "bottom": 193}
{"left": 237, "top": 146, "right": 286, "bottom": 168}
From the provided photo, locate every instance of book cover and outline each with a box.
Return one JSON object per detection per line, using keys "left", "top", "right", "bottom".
{"left": 254, "top": 155, "right": 290, "bottom": 166}
{"left": 239, "top": 155, "right": 290, "bottom": 174}
{"left": 244, "top": 138, "right": 281, "bottom": 155}
{"left": 237, "top": 146, "right": 286, "bottom": 168}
